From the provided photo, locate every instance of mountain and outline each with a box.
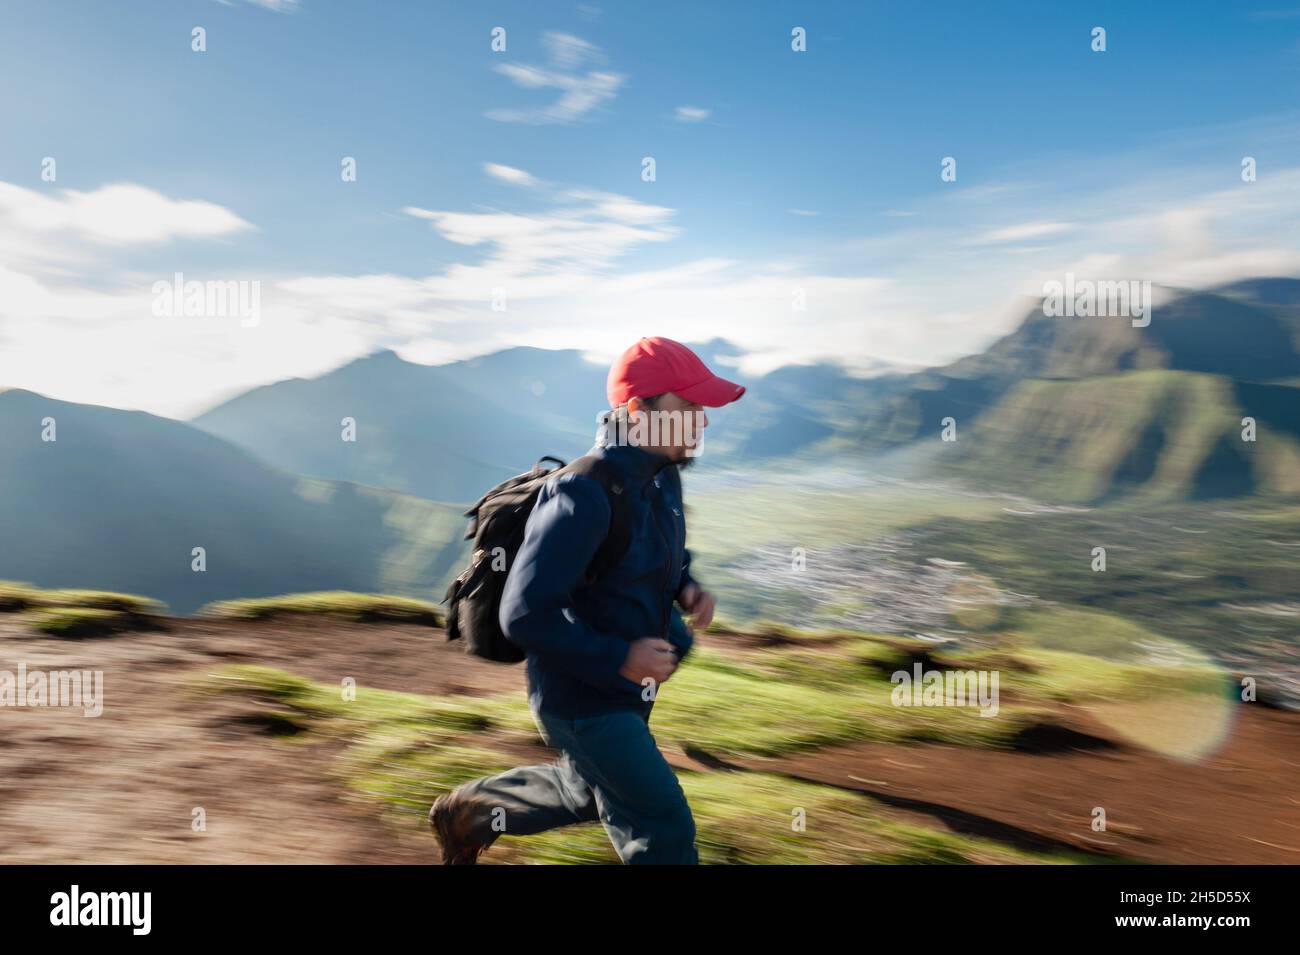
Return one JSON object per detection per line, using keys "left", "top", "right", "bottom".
{"left": 1215, "top": 276, "right": 1300, "bottom": 308}
{"left": 187, "top": 284, "right": 1300, "bottom": 509}
{"left": 830, "top": 288, "right": 1300, "bottom": 501}
{"left": 193, "top": 347, "right": 606, "bottom": 504}
{"left": 191, "top": 339, "right": 876, "bottom": 501}
{"left": 705, "top": 361, "right": 894, "bottom": 458}
{"left": 7, "top": 283, "right": 1300, "bottom": 617}
{"left": 0, "top": 389, "right": 468, "bottom": 614}
{"left": 846, "top": 289, "right": 1300, "bottom": 451}
{"left": 951, "top": 371, "right": 1300, "bottom": 502}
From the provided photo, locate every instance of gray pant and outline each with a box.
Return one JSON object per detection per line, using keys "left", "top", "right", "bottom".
{"left": 455, "top": 704, "right": 698, "bottom": 864}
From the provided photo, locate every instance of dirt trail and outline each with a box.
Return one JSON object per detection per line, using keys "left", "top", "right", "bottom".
{"left": 719, "top": 707, "right": 1300, "bottom": 863}
{"left": 1, "top": 617, "right": 1295, "bottom": 864}
{"left": 0, "top": 616, "right": 523, "bottom": 864}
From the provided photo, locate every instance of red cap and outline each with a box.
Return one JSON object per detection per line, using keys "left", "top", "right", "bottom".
{"left": 606, "top": 337, "right": 746, "bottom": 409}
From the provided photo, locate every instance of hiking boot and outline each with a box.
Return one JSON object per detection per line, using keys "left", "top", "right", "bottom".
{"left": 429, "top": 790, "right": 494, "bottom": 864}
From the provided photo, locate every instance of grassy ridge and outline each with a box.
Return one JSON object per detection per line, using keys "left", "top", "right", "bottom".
{"left": 200, "top": 661, "right": 1072, "bottom": 864}
{"left": 0, "top": 581, "right": 165, "bottom": 615}
{"left": 200, "top": 590, "right": 444, "bottom": 626}
{"left": 0, "top": 581, "right": 165, "bottom": 636}
{"left": 953, "top": 371, "right": 1300, "bottom": 502}
{"left": 201, "top": 621, "right": 1230, "bottom": 863}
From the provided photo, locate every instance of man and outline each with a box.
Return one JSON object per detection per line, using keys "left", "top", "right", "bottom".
{"left": 430, "top": 337, "right": 745, "bottom": 865}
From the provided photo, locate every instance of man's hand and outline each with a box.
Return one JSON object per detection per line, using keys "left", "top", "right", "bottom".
{"left": 678, "top": 583, "right": 716, "bottom": 630}
{"left": 617, "top": 587, "right": 716, "bottom": 688}
{"left": 620, "top": 637, "right": 678, "bottom": 686}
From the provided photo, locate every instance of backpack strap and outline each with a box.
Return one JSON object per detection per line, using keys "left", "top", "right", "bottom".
{"left": 461, "top": 456, "right": 567, "bottom": 541}
{"left": 564, "top": 455, "right": 633, "bottom": 582}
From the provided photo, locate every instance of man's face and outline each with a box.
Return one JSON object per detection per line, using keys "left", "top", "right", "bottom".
{"left": 634, "top": 391, "right": 709, "bottom": 463}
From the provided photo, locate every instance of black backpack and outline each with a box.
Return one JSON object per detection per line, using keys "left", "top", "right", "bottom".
{"left": 443, "top": 455, "right": 632, "bottom": 663}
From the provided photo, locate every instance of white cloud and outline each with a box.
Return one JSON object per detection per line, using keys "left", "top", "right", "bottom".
{"left": 1013, "top": 168, "right": 1300, "bottom": 294}
{"left": 543, "top": 32, "right": 600, "bottom": 70}
{"left": 483, "top": 163, "right": 541, "bottom": 187}
{"left": 237, "top": 0, "right": 300, "bottom": 11}
{"left": 0, "top": 166, "right": 900, "bottom": 416}
{"left": 674, "top": 105, "right": 710, "bottom": 122}
{"left": 0, "top": 182, "right": 252, "bottom": 246}
{"left": 7, "top": 145, "right": 1300, "bottom": 419}
{"left": 487, "top": 32, "right": 624, "bottom": 124}
{"left": 398, "top": 172, "right": 678, "bottom": 286}
{"left": 969, "top": 220, "right": 1073, "bottom": 245}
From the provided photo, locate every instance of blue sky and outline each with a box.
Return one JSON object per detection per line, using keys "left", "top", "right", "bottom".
{"left": 3, "top": 0, "right": 1300, "bottom": 415}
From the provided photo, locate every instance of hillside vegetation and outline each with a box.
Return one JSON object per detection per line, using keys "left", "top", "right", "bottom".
{"left": 205, "top": 614, "right": 1233, "bottom": 863}
{"left": 952, "top": 371, "right": 1300, "bottom": 502}
{"left": 201, "top": 591, "right": 444, "bottom": 626}
{"left": 0, "top": 389, "right": 468, "bottom": 614}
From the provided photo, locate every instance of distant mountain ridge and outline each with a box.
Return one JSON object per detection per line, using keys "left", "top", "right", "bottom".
{"left": 952, "top": 371, "right": 1300, "bottom": 501}
{"left": 190, "top": 286, "right": 1300, "bottom": 506}
{"left": 193, "top": 346, "right": 609, "bottom": 504}
{"left": 190, "top": 338, "right": 876, "bottom": 502}
{"left": 0, "top": 388, "right": 468, "bottom": 614}
{"left": 837, "top": 285, "right": 1300, "bottom": 501}
{"left": 7, "top": 282, "right": 1300, "bottom": 618}
{"left": 850, "top": 286, "right": 1300, "bottom": 446}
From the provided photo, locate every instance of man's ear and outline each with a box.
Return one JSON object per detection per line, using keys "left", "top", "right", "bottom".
{"left": 626, "top": 397, "right": 641, "bottom": 416}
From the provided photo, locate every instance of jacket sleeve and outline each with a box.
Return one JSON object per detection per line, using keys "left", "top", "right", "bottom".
{"left": 498, "top": 474, "right": 640, "bottom": 694}
{"left": 667, "top": 606, "right": 695, "bottom": 662}
{"left": 671, "top": 475, "right": 698, "bottom": 659}
{"left": 671, "top": 495, "right": 697, "bottom": 659}
{"left": 677, "top": 546, "right": 697, "bottom": 599}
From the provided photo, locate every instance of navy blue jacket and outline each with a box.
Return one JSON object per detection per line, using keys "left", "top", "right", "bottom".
{"left": 499, "top": 443, "right": 697, "bottom": 717}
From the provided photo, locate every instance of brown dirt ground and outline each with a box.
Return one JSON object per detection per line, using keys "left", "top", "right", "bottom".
{"left": 1, "top": 616, "right": 1296, "bottom": 864}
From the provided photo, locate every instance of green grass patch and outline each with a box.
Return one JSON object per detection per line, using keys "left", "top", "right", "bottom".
{"left": 503, "top": 767, "right": 1072, "bottom": 865}
{"left": 25, "top": 607, "right": 141, "bottom": 638}
{"left": 203, "top": 662, "right": 1081, "bottom": 865}
{"left": 199, "top": 591, "right": 444, "bottom": 627}
{"left": 199, "top": 663, "right": 531, "bottom": 734}
{"left": 209, "top": 619, "right": 1160, "bottom": 770}
{"left": 202, "top": 615, "right": 1211, "bottom": 862}
{"left": 4, "top": 582, "right": 165, "bottom": 636}
{"left": 654, "top": 645, "right": 1037, "bottom": 756}
{"left": 0, "top": 581, "right": 40, "bottom": 612}
{"left": 37, "top": 589, "right": 165, "bottom": 614}
{"left": 0, "top": 581, "right": 164, "bottom": 616}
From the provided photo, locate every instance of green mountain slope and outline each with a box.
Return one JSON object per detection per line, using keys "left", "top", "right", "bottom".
{"left": 190, "top": 340, "right": 880, "bottom": 501}
{"left": 191, "top": 348, "right": 600, "bottom": 504}
{"left": 846, "top": 289, "right": 1300, "bottom": 455}
{"left": 0, "top": 389, "right": 468, "bottom": 614}
{"left": 188, "top": 287, "right": 1300, "bottom": 508}
{"left": 947, "top": 371, "right": 1300, "bottom": 502}
{"left": 1215, "top": 276, "right": 1300, "bottom": 308}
